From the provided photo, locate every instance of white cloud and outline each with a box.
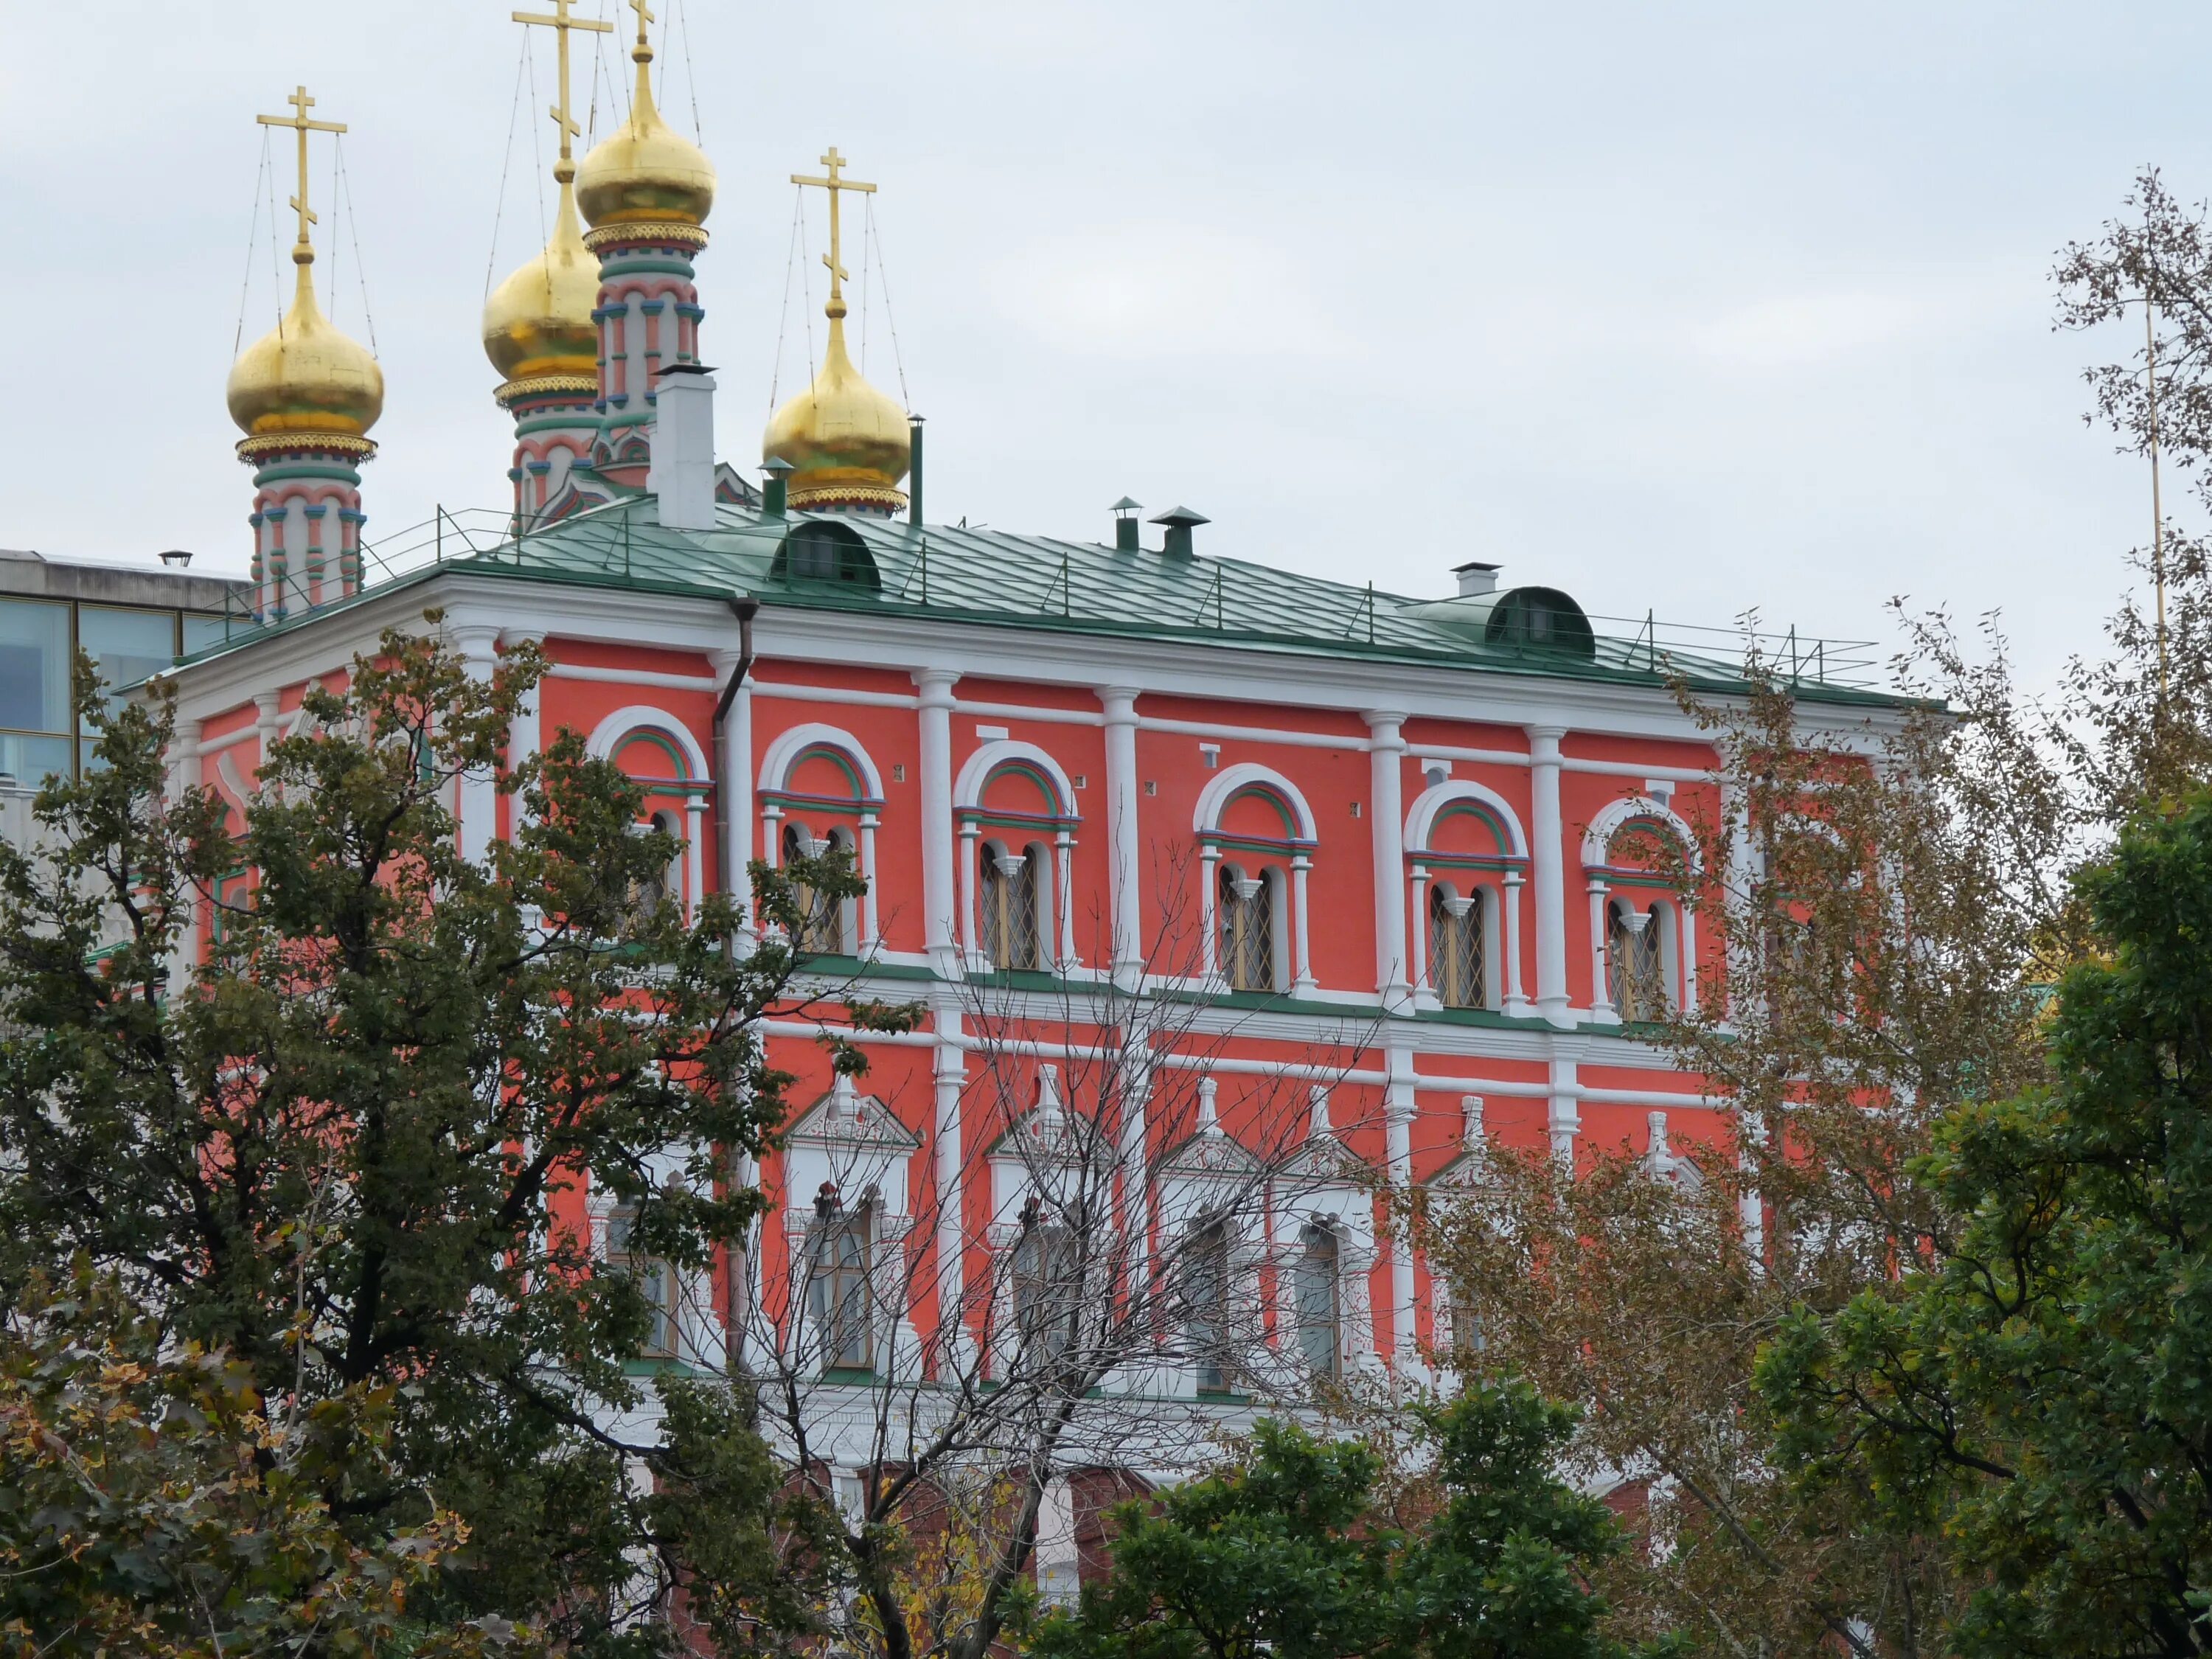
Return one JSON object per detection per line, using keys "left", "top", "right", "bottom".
{"left": 990, "top": 227, "right": 1356, "bottom": 361}
{"left": 1689, "top": 291, "right": 1930, "bottom": 369}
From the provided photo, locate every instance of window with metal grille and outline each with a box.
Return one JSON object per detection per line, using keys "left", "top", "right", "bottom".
{"left": 1609, "top": 900, "right": 1670, "bottom": 1022}
{"left": 782, "top": 824, "right": 848, "bottom": 954}
{"left": 1219, "top": 865, "right": 1279, "bottom": 992}
{"left": 981, "top": 844, "right": 1043, "bottom": 970}
{"left": 1430, "top": 885, "right": 1487, "bottom": 1009}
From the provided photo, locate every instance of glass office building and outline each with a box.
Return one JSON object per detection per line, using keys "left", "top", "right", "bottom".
{"left": 0, "top": 550, "right": 250, "bottom": 784}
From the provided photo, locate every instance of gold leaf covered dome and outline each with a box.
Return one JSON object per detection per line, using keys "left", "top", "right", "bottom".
{"left": 227, "top": 252, "right": 384, "bottom": 456}
{"left": 575, "top": 29, "right": 714, "bottom": 237}
{"left": 482, "top": 178, "right": 602, "bottom": 397}
{"left": 763, "top": 319, "right": 912, "bottom": 512}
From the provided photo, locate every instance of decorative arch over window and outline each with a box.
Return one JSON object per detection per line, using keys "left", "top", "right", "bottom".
{"left": 1193, "top": 764, "right": 1318, "bottom": 997}
{"left": 1405, "top": 779, "right": 1531, "bottom": 1017}
{"left": 588, "top": 706, "right": 713, "bottom": 921}
{"left": 1582, "top": 793, "right": 1701, "bottom": 1020}
{"left": 955, "top": 740, "right": 1082, "bottom": 974}
{"left": 757, "top": 723, "right": 886, "bottom": 955}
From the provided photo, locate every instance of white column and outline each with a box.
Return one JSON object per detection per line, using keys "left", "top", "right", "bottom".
{"left": 711, "top": 651, "right": 754, "bottom": 942}
{"left": 1384, "top": 1047, "right": 1418, "bottom": 1366}
{"left": 1119, "top": 1043, "right": 1154, "bottom": 1353}
{"left": 959, "top": 823, "right": 981, "bottom": 967}
{"left": 1588, "top": 881, "right": 1615, "bottom": 1019}
{"left": 1054, "top": 829, "right": 1077, "bottom": 970}
{"left": 1527, "top": 726, "right": 1571, "bottom": 1027}
{"left": 451, "top": 624, "right": 502, "bottom": 863}
{"left": 1679, "top": 902, "right": 1700, "bottom": 1013}
{"left": 1200, "top": 846, "right": 1222, "bottom": 980}
{"left": 858, "top": 810, "right": 880, "bottom": 952}
{"left": 933, "top": 1009, "right": 973, "bottom": 1371}
{"left": 1548, "top": 1057, "right": 1580, "bottom": 1168}
{"left": 1366, "top": 712, "right": 1411, "bottom": 1015}
{"left": 1408, "top": 866, "right": 1433, "bottom": 1006}
{"left": 503, "top": 628, "right": 546, "bottom": 830}
{"left": 1099, "top": 686, "right": 1145, "bottom": 990}
{"left": 1290, "top": 855, "right": 1317, "bottom": 995}
{"left": 916, "top": 669, "right": 961, "bottom": 980}
{"left": 1502, "top": 869, "right": 1529, "bottom": 1015}
{"left": 684, "top": 800, "right": 707, "bottom": 922}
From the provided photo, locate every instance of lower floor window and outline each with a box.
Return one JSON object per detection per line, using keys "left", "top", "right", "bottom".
{"left": 1293, "top": 1222, "right": 1341, "bottom": 1378}
{"left": 605, "top": 1206, "right": 679, "bottom": 1360}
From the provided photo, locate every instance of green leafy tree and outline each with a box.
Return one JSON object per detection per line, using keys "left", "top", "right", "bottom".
{"left": 1759, "top": 790, "right": 2212, "bottom": 1656}
{"left": 1, "top": 1267, "right": 529, "bottom": 1658}
{"left": 0, "top": 622, "right": 908, "bottom": 1653}
{"left": 1025, "top": 1380, "right": 1644, "bottom": 1659}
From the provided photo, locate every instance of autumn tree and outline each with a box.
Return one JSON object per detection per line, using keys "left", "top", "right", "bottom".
{"left": 0, "top": 622, "right": 902, "bottom": 1653}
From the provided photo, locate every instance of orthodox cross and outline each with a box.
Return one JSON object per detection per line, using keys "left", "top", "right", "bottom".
{"left": 257, "top": 86, "right": 346, "bottom": 254}
{"left": 630, "top": 0, "right": 654, "bottom": 49}
{"left": 791, "top": 147, "right": 876, "bottom": 307}
{"left": 513, "top": 0, "right": 613, "bottom": 164}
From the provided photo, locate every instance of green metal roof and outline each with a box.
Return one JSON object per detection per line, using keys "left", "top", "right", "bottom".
{"left": 181, "top": 496, "right": 1904, "bottom": 708}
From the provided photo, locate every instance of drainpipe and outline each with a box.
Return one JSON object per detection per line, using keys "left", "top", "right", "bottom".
{"left": 713, "top": 594, "right": 761, "bottom": 920}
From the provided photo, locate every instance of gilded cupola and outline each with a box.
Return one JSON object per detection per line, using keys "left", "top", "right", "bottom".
{"left": 575, "top": 7, "right": 714, "bottom": 240}
{"left": 763, "top": 148, "right": 911, "bottom": 515}
{"left": 228, "top": 90, "right": 383, "bottom": 459}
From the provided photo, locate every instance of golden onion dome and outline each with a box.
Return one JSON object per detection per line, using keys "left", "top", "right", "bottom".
{"left": 227, "top": 253, "right": 384, "bottom": 452}
{"left": 763, "top": 312, "right": 911, "bottom": 511}
{"left": 483, "top": 179, "right": 602, "bottom": 397}
{"left": 575, "top": 40, "right": 714, "bottom": 234}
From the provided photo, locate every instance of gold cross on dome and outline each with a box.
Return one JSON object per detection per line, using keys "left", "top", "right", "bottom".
{"left": 791, "top": 147, "right": 877, "bottom": 303}
{"left": 257, "top": 85, "right": 347, "bottom": 254}
{"left": 513, "top": 0, "right": 613, "bottom": 161}
{"left": 630, "top": 0, "right": 654, "bottom": 44}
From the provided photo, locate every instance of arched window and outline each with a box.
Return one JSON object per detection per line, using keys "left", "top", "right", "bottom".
{"left": 980, "top": 844, "right": 1043, "bottom": 971}
{"left": 783, "top": 824, "right": 851, "bottom": 956}
{"left": 807, "top": 1189, "right": 874, "bottom": 1373}
{"left": 1185, "top": 1222, "right": 1233, "bottom": 1394}
{"left": 622, "top": 811, "right": 678, "bottom": 939}
{"left": 1609, "top": 900, "right": 1669, "bottom": 1023}
{"left": 1429, "top": 885, "right": 1487, "bottom": 1010}
{"left": 1293, "top": 1222, "right": 1341, "bottom": 1379}
{"left": 1219, "top": 864, "right": 1279, "bottom": 993}
{"left": 605, "top": 1204, "right": 678, "bottom": 1360}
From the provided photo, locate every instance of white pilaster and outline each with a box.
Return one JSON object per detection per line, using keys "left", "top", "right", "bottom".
{"left": 1384, "top": 1046, "right": 1418, "bottom": 1364}
{"left": 859, "top": 809, "right": 880, "bottom": 953}
{"left": 933, "top": 1011, "right": 973, "bottom": 1371}
{"left": 1099, "top": 686, "right": 1145, "bottom": 990}
{"left": 916, "top": 669, "right": 961, "bottom": 979}
{"left": 1502, "top": 869, "right": 1530, "bottom": 1015}
{"left": 1548, "top": 1057, "right": 1580, "bottom": 1167}
{"left": 1054, "top": 829, "right": 1078, "bottom": 970}
{"left": 1366, "top": 712, "right": 1411, "bottom": 1015}
{"left": 1588, "top": 880, "right": 1615, "bottom": 1020}
{"left": 1408, "top": 864, "right": 1433, "bottom": 1006}
{"left": 451, "top": 624, "right": 503, "bottom": 863}
{"left": 1527, "top": 726, "right": 1571, "bottom": 1027}
{"left": 502, "top": 628, "right": 547, "bottom": 830}
{"left": 167, "top": 719, "right": 204, "bottom": 981}
{"left": 1290, "top": 855, "right": 1317, "bottom": 995}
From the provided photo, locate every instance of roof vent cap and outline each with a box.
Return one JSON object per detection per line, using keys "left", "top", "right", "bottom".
{"left": 1151, "top": 505, "right": 1209, "bottom": 559}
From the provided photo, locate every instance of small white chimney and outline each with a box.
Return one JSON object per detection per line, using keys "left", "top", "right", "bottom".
{"left": 649, "top": 364, "right": 719, "bottom": 532}
{"left": 1453, "top": 560, "right": 1501, "bottom": 598}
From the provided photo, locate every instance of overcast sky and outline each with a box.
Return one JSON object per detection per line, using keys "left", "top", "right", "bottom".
{"left": 6, "top": 0, "right": 2209, "bottom": 687}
